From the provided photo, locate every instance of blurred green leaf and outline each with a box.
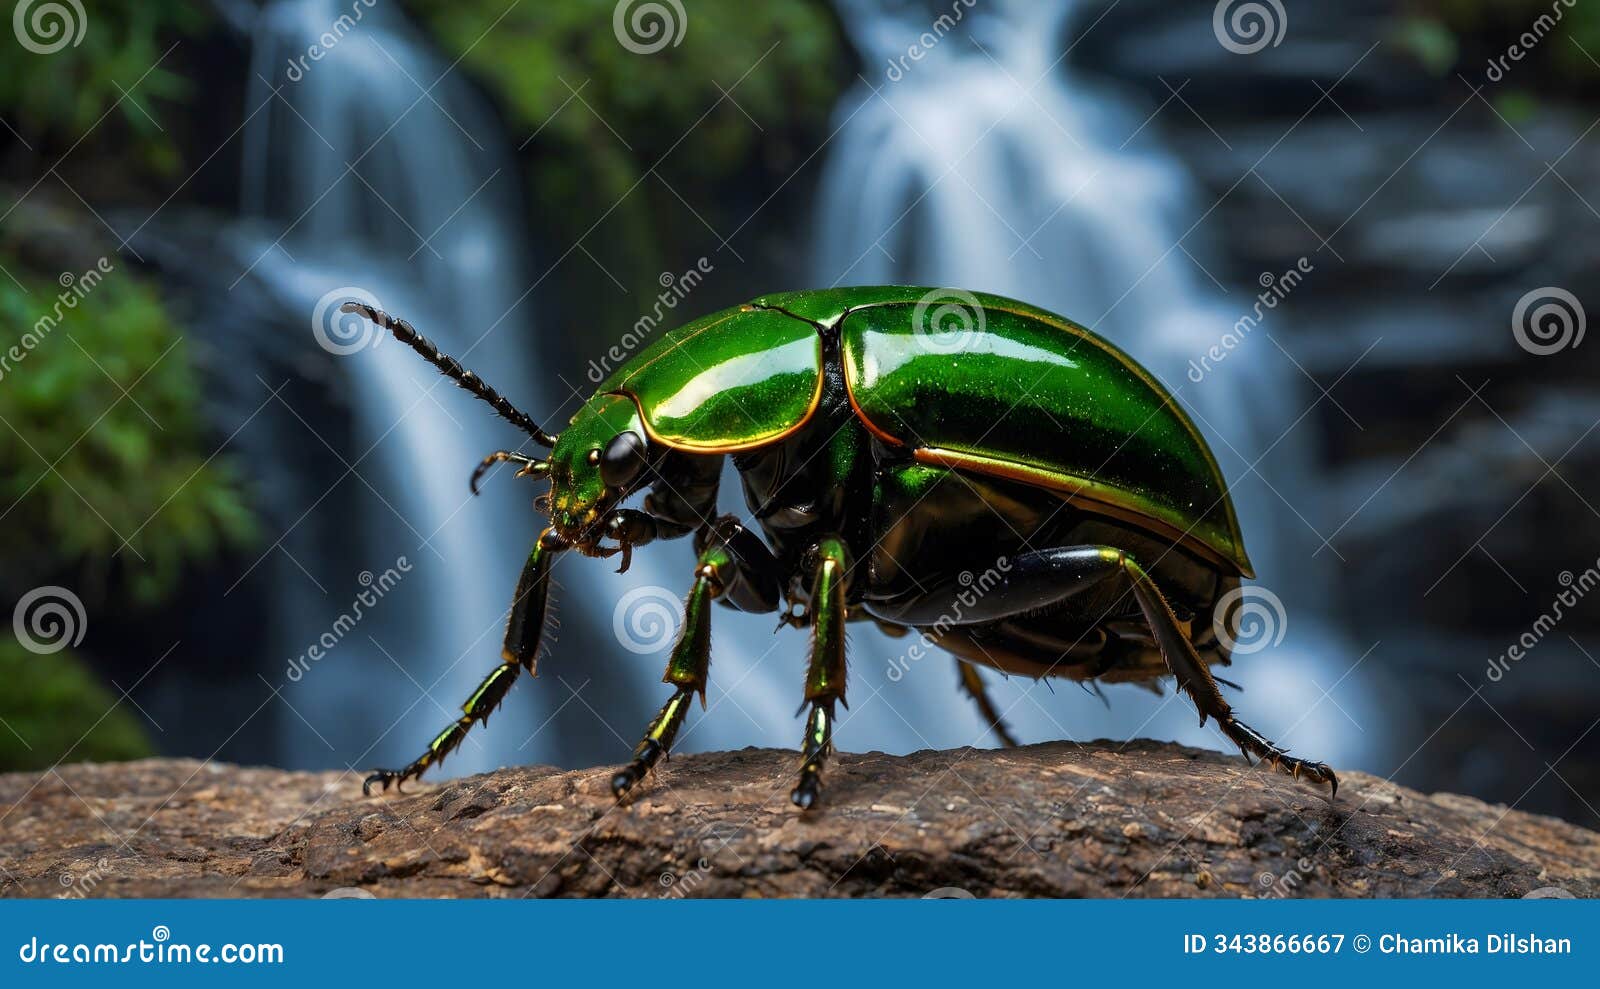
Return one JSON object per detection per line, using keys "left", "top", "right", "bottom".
{"left": 404, "top": 0, "right": 845, "bottom": 311}
{"left": 0, "top": 0, "right": 208, "bottom": 175}
{"left": 0, "top": 254, "right": 257, "bottom": 607}
{"left": 0, "top": 639, "right": 152, "bottom": 772}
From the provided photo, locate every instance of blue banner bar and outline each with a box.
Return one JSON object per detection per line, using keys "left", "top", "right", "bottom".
{"left": 2, "top": 899, "right": 1589, "bottom": 986}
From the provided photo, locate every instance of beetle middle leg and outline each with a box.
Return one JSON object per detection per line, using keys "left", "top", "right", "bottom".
{"left": 792, "top": 535, "right": 852, "bottom": 810}
{"left": 611, "top": 517, "right": 780, "bottom": 801}
{"left": 364, "top": 528, "right": 565, "bottom": 794}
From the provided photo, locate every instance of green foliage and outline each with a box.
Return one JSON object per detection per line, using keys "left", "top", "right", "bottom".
{"left": 0, "top": 0, "right": 209, "bottom": 173}
{"left": 403, "top": 0, "right": 844, "bottom": 305}
{"left": 1397, "top": 1, "right": 1600, "bottom": 87}
{"left": 0, "top": 254, "right": 256, "bottom": 606}
{"left": 0, "top": 639, "right": 152, "bottom": 772}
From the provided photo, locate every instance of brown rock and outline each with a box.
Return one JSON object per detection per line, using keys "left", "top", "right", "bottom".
{"left": 2, "top": 742, "right": 1595, "bottom": 898}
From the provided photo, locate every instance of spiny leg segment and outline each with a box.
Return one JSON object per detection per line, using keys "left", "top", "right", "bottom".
{"left": 610, "top": 543, "right": 726, "bottom": 799}
{"left": 914, "top": 545, "right": 1336, "bottom": 797}
{"left": 1117, "top": 554, "right": 1337, "bottom": 797}
{"left": 792, "top": 535, "right": 851, "bottom": 810}
{"left": 364, "top": 529, "right": 564, "bottom": 794}
{"left": 956, "top": 660, "right": 1019, "bottom": 748}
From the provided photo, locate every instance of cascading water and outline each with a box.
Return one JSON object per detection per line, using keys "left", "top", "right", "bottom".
{"left": 229, "top": 0, "right": 577, "bottom": 775}
{"left": 808, "top": 0, "right": 1382, "bottom": 766}
{"left": 228, "top": 0, "right": 797, "bottom": 777}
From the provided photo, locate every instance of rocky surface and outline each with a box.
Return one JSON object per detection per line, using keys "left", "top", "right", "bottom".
{"left": 2, "top": 743, "right": 1595, "bottom": 898}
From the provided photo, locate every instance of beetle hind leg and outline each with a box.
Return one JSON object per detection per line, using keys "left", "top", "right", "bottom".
{"left": 883, "top": 544, "right": 1336, "bottom": 798}
{"left": 956, "top": 660, "right": 1019, "bottom": 748}
{"left": 1115, "top": 552, "right": 1338, "bottom": 799}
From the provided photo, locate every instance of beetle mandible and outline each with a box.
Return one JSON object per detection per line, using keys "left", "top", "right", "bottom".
{"left": 342, "top": 286, "right": 1335, "bottom": 809}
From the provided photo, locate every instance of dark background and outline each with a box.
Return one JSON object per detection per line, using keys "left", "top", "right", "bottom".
{"left": 2, "top": 0, "right": 1597, "bottom": 827}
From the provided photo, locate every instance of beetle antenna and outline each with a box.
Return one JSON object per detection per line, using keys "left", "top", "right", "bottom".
{"left": 339, "top": 302, "right": 557, "bottom": 447}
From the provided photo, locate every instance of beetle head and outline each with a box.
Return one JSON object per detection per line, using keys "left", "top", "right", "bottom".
{"left": 545, "top": 393, "right": 651, "bottom": 548}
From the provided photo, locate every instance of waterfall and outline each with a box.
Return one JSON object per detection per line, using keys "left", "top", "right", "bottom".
{"left": 226, "top": 0, "right": 801, "bottom": 778}
{"left": 229, "top": 0, "right": 561, "bottom": 776}
{"left": 808, "top": 0, "right": 1382, "bottom": 767}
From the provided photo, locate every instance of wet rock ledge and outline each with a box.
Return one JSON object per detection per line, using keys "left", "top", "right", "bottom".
{"left": 2, "top": 742, "right": 1595, "bottom": 898}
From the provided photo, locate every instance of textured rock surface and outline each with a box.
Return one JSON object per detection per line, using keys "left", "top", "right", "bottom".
{"left": 2, "top": 743, "right": 1595, "bottom": 898}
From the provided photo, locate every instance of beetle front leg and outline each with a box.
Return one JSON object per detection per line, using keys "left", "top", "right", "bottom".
{"left": 364, "top": 529, "right": 565, "bottom": 794}
{"left": 792, "top": 535, "right": 851, "bottom": 810}
{"left": 600, "top": 508, "right": 687, "bottom": 574}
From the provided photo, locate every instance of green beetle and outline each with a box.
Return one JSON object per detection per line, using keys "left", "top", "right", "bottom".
{"left": 342, "top": 286, "right": 1335, "bottom": 808}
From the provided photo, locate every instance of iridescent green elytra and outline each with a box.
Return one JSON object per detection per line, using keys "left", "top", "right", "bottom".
{"left": 342, "top": 290, "right": 1334, "bottom": 810}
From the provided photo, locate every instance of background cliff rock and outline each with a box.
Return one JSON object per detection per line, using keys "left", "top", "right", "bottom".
{"left": 3, "top": 742, "right": 1595, "bottom": 898}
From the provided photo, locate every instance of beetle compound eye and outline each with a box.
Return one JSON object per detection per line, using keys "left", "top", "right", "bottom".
{"left": 600, "top": 430, "right": 648, "bottom": 488}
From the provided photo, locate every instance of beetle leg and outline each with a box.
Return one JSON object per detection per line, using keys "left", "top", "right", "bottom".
{"left": 611, "top": 549, "right": 726, "bottom": 801}
{"left": 611, "top": 517, "right": 780, "bottom": 801}
{"left": 602, "top": 508, "right": 675, "bottom": 575}
{"left": 956, "top": 660, "right": 1019, "bottom": 748}
{"left": 792, "top": 536, "right": 851, "bottom": 810}
{"left": 1113, "top": 553, "right": 1337, "bottom": 798}
{"left": 878, "top": 544, "right": 1336, "bottom": 798}
{"left": 363, "top": 529, "right": 565, "bottom": 795}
